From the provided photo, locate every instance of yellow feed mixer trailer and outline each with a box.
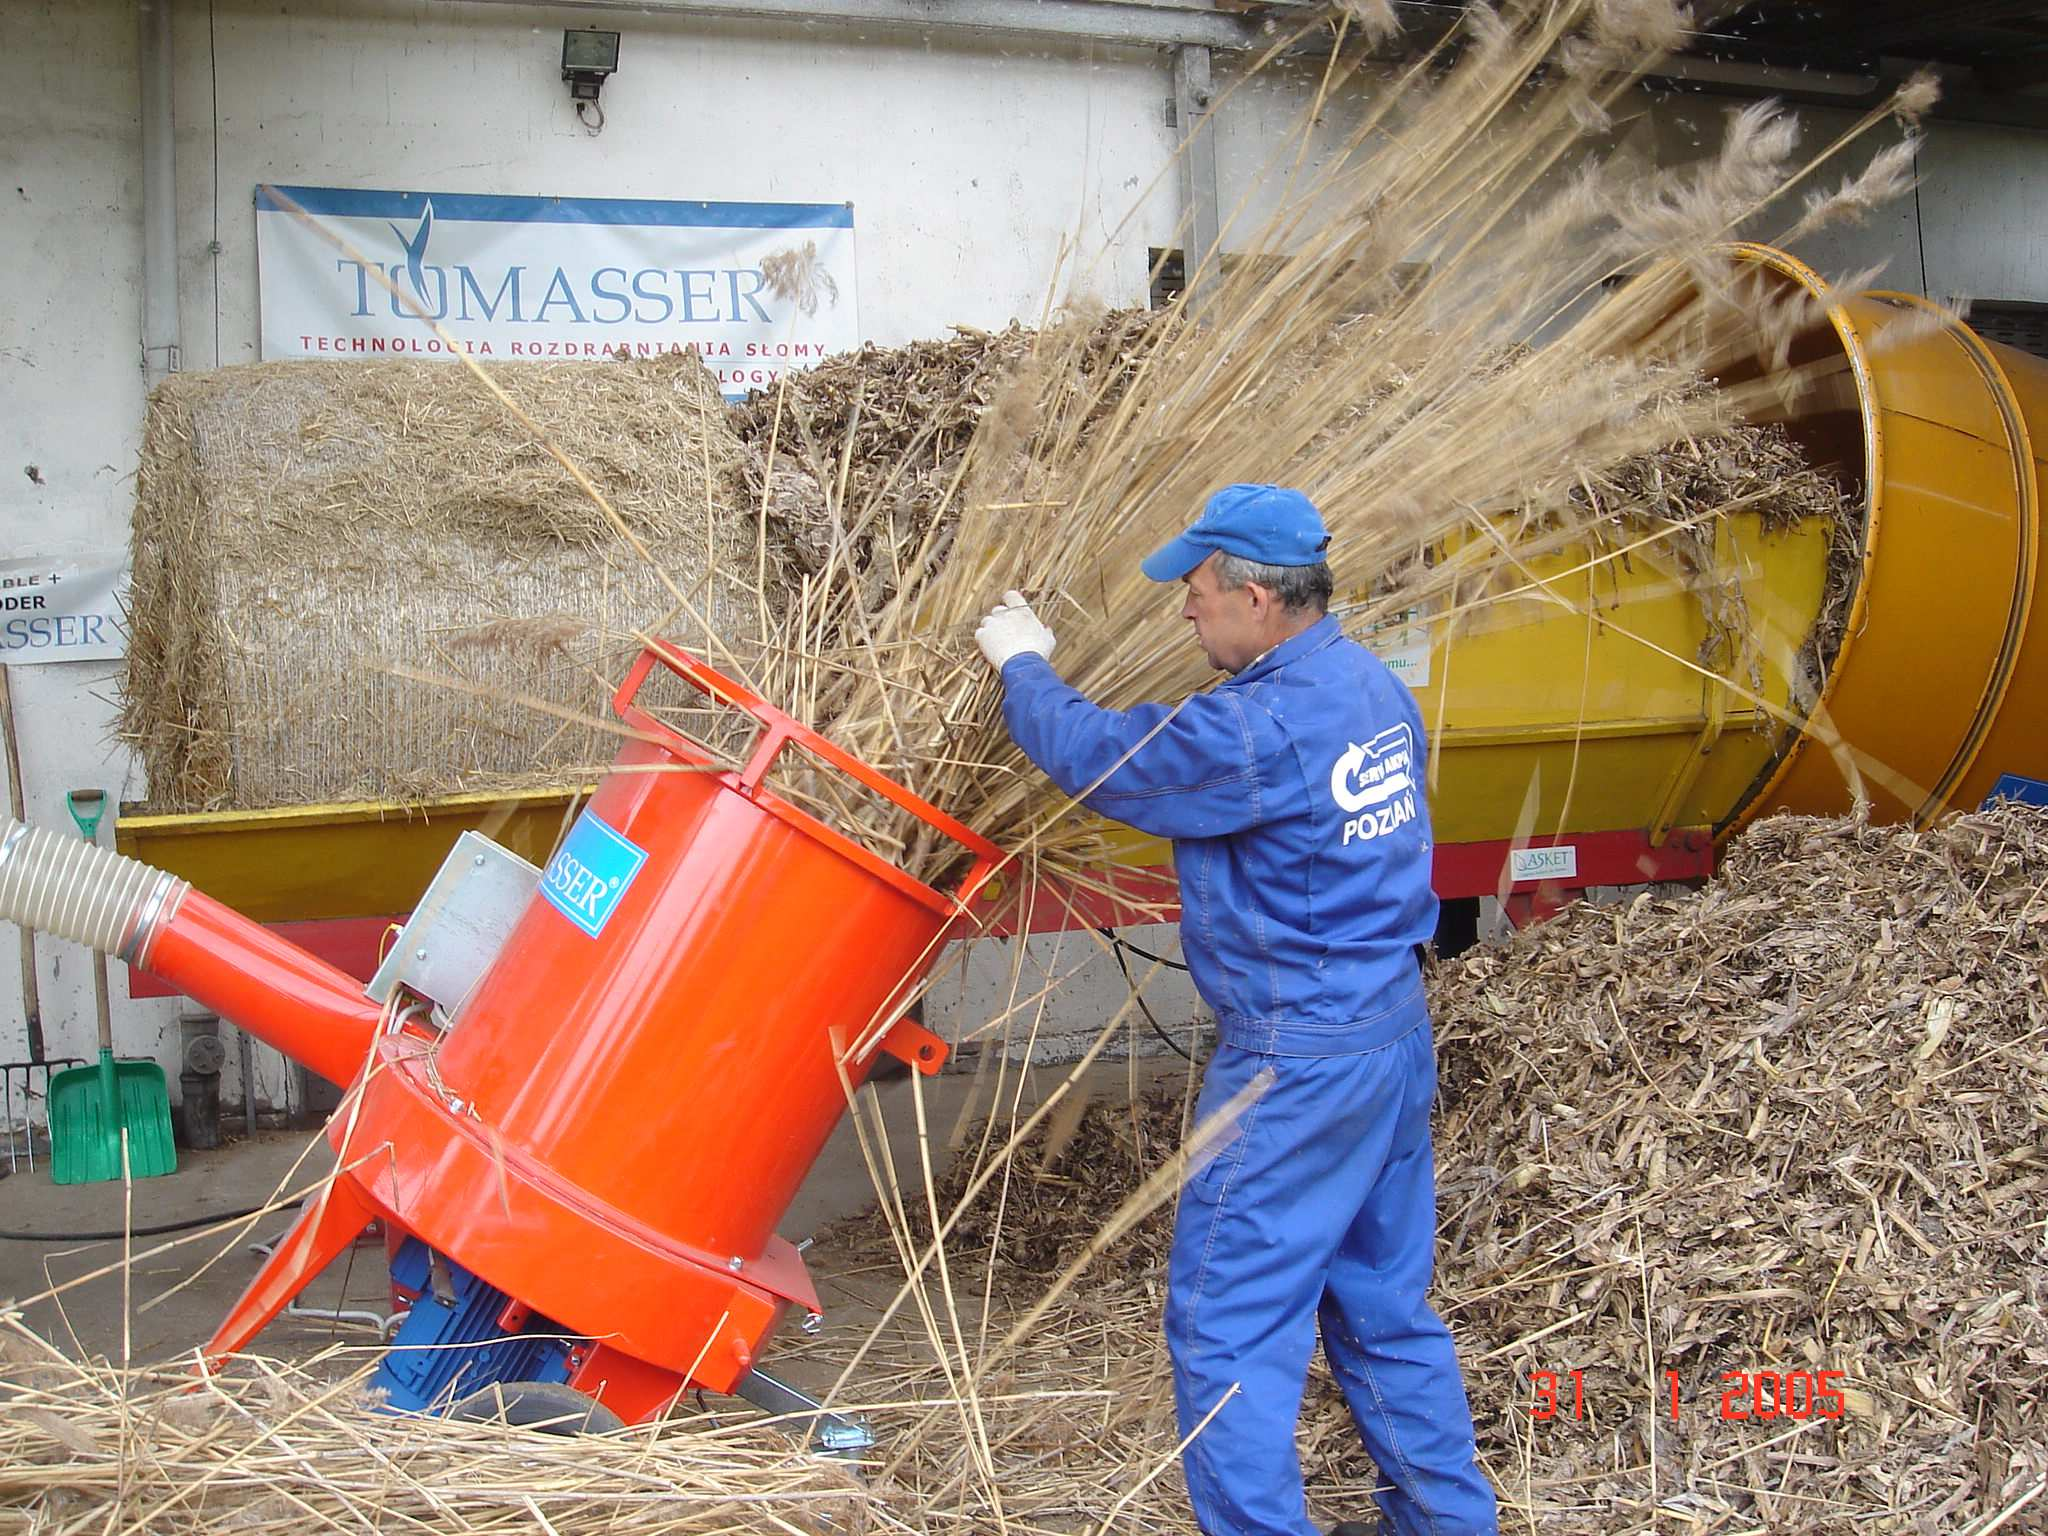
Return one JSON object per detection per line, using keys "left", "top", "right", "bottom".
{"left": 117, "top": 245, "right": 2048, "bottom": 941}
{"left": 1413, "top": 242, "right": 2048, "bottom": 916}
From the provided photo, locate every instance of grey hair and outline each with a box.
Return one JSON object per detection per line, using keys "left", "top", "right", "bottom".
{"left": 1212, "top": 552, "right": 1334, "bottom": 614}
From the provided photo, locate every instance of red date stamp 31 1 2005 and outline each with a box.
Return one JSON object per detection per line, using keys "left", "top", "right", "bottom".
{"left": 1532, "top": 1368, "right": 1852, "bottom": 1422}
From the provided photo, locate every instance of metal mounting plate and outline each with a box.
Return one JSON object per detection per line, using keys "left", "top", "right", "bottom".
{"left": 367, "top": 831, "right": 541, "bottom": 1020}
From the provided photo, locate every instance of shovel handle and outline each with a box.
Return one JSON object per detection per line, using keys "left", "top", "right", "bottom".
{"left": 65, "top": 785, "right": 117, "bottom": 1055}
{"left": 92, "top": 953, "right": 114, "bottom": 1055}
{"left": 66, "top": 788, "right": 108, "bottom": 844}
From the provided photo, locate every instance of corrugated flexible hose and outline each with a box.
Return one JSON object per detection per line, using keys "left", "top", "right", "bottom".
{"left": 0, "top": 818, "right": 187, "bottom": 966}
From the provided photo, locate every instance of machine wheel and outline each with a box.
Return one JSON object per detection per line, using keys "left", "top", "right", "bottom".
{"left": 450, "top": 1380, "right": 625, "bottom": 1435}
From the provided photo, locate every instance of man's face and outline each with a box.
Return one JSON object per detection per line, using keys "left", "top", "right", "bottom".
{"left": 1181, "top": 553, "right": 1265, "bottom": 674}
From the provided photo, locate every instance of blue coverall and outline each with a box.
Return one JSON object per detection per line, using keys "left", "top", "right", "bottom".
{"left": 999, "top": 615, "right": 1498, "bottom": 1536}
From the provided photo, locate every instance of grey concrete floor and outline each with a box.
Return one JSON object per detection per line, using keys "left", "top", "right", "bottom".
{"left": 0, "top": 1055, "right": 1191, "bottom": 1376}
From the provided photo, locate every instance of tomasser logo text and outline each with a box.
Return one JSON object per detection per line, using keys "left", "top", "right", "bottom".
{"left": 334, "top": 258, "right": 779, "bottom": 328}
{"left": 258, "top": 187, "right": 860, "bottom": 392}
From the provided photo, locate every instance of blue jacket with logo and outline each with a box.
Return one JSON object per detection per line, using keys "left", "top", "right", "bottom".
{"left": 999, "top": 615, "right": 1439, "bottom": 1055}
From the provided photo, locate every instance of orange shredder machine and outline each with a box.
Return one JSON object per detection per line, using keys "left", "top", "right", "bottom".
{"left": 0, "top": 643, "right": 1002, "bottom": 1442}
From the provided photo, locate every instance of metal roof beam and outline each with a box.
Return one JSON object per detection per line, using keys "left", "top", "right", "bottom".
{"left": 426, "top": 0, "right": 1269, "bottom": 51}
{"left": 1850, "top": 0, "right": 2048, "bottom": 52}
{"left": 422, "top": 1, "right": 2048, "bottom": 126}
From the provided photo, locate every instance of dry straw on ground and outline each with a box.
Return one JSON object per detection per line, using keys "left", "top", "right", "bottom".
{"left": 0, "top": 1326, "right": 865, "bottom": 1535}
{"left": 123, "top": 353, "right": 761, "bottom": 811}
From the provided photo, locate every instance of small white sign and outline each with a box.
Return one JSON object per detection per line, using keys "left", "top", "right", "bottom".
{"left": 0, "top": 554, "right": 128, "bottom": 665}
{"left": 1509, "top": 843, "right": 1578, "bottom": 884}
{"left": 1365, "top": 606, "right": 1432, "bottom": 688}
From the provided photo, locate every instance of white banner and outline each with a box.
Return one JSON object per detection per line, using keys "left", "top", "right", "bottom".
{"left": 0, "top": 554, "right": 128, "bottom": 665}
{"left": 256, "top": 185, "right": 858, "bottom": 397}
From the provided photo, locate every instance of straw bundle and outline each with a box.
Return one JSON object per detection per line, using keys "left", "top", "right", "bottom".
{"left": 122, "top": 353, "right": 760, "bottom": 811}
{"left": 715, "top": 1, "right": 1932, "bottom": 896}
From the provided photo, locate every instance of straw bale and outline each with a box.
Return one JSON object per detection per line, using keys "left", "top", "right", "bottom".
{"left": 122, "top": 354, "right": 760, "bottom": 811}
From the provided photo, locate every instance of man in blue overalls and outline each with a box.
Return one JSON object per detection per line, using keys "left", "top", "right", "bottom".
{"left": 975, "top": 484, "right": 1498, "bottom": 1536}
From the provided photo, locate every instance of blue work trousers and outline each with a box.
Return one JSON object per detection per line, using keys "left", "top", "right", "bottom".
{"left": 1165, "top": 1011, "right": 1497, "bottom": 1536}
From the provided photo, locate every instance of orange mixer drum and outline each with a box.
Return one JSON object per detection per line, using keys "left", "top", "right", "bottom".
{"left": 434, "top": 645, "right": 1001, "bottom": 1263}
{"left": 197, "top": 642, "right": 1003, "bottom": 1405}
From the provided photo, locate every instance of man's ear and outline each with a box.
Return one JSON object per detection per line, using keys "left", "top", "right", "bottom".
{"left": 1245, "top": 581, "right": 1274, "bottom": 616}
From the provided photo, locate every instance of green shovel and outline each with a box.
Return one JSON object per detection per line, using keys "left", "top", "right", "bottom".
{"left": 48, "top": 790, "right": 176, "bottom": 1185}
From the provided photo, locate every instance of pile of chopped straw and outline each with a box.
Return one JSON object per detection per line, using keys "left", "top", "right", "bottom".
{"left": 122, "top": 353, "right": 760, "bottom": 812}
{"left": 1581, "top": 419, "right": 1843, "bottom": 536}
{"left": 1423, "top": 803, "right": 2048, "bottom": 1531}
{"left": 1573, "top": 419, "right": 1858, "bottom": 678}
{"left": 814, "top": 804, "right": 2048, "bottom": 1533}
{"left": 729, "top": 313, "right": 1154, "bottom": 560}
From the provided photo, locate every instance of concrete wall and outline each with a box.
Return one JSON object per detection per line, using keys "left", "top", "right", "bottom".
{"left": 932, "top": 921, "right": 1208, "bottom": 1068}
{"left": 1210, "top": 59, "right": 2048, "bottom": 306}
{"left": 0, "top": 2, "right": 178, "bottom": 1098}
{"left": 1657, "top": 96, "right": 2048, "bottom": 304}
{"left": 171, "top": 0, "right": 1179, "bottom": 369}
{"left": 1920, "top": 124, "right": 2048, "bottom": 304}
{"left": 2, "top": 2, "right": 2045, "bottom": 1099}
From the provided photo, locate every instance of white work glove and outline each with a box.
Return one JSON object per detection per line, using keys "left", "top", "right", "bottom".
{"left": 975, "top": 590, "right": 1056, "bottom": 672}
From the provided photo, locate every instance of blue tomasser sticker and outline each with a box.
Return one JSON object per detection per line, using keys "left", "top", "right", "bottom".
{"left": 540, "top": 812, "right": 648, "bottom": 938}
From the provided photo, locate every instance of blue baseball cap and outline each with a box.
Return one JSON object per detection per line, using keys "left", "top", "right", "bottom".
{"left": 1140, "top": 484, "right": 1331, "bottom": 582}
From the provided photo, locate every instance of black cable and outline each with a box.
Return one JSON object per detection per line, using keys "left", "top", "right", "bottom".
{"left": 1109, "top": 933, "right": 1191, "bottom": 972}
{"left": 332, "top": 1223, "right": 363, "bottom": 1342}
{"left": 0, "top": 1198, "right": 301, "bottom": 1243}
{"left": 1912, "top": 138, "right": 1929, "bottom": 300}
{"left": 1101, "top": 928, "right": 1198, "bottom": 1063}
